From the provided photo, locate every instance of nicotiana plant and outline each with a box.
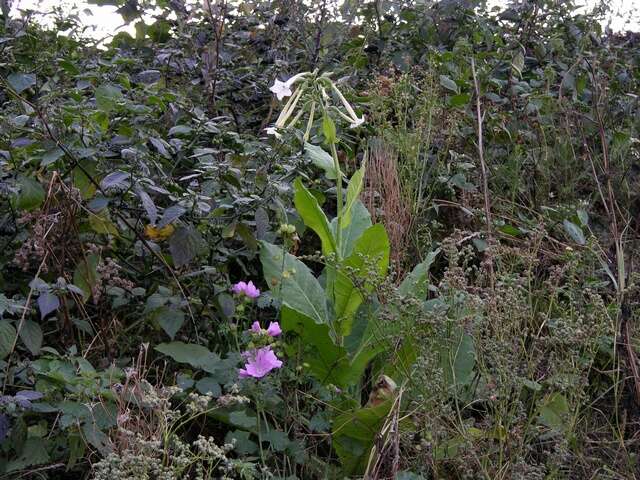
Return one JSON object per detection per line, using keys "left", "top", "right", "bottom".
{"left": 259, "top": 71, "right": 439, "bottom": 474}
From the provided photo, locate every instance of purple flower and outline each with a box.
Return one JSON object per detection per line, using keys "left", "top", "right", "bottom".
{"left": 249, "top": 321, "right": 282, "bottom": 337}
{"left": 232, "top": 281, "right": 260, "bottom": 298}
{"left": 238, "top": 347, "right": 283, "bottom": 379}
{"left": 266, "top": 322, "right": 282, "bottom": 337}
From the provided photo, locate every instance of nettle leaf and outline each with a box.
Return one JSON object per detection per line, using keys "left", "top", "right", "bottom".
{"left": 293, "top": 177, "right": 336, "bottom": 257}
{"left": 73, "top": 254, "right": 100, "bottom": 302}
{"left": 95, "top": 83, "right": 123, "bottom": 111}
{"left": 153, "top": 306, "right": 185, "bottom": 339}
{"left": 136, "top": 187, "right": 157, "bottom": 224}
{"left": 169, "top": 225, "right": 205, "bottom": 267}
{"left": 37, "top": 292, "right": 59, "bottom": 319}
{"left": 100, "top": 170, "right": 131, "bottom": 190}
{"left": 0, "top": 321, "right": 17, "bottom": 359}
{"left": 154, "top": 342, "right": 220, "bottom": 373}
{"left": 304, "top": 143, "right": 338, "bottom": 179}
{"left": 19, "top": 320, "right": 43, "bottom": 355}
{"left": 7, "top": 72, "right": 36, "bottom": 93}
{"left": 158, "top": 205, "right": 186, "bottom": 227}
{"left": 15, "top": 175, "right": 45, "bottom": 211}
{"left": 260, "top": 241, "right": 329, "bottom": 325}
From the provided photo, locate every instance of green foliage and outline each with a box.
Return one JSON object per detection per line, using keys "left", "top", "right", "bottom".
{"left": 0, "top": 0, "right": 638, "bottom": 478}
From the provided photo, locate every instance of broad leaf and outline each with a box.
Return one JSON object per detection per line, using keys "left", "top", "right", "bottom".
{"left": 7, "top": 73, "right": 36, "bottom": 93}
{"left": 155, "top": 341, "right": 220, "bottom": 373}
{"left": 15, "top": 176, "right": 45, "bottom": 211}
{"left": 398, "top": 249, "right": 440, "bottom": 299}
{"left": 563, "top": 219, "right": 586, "bottom": 245}
{"left": 333, "top": 224, "right": 389, "bottom": 336}
{"left": 331, "top": 200, "right": 372, "bottom": 258}
{"left": 37, "top": 292, "right": 59, "bottom": 319}
{"left": 342, "top": 164, "right": 365, "bottom": 229}
{"left": 439, "top": 326, "right": 476, "bottom": 389}
{"left": 19, "top": 320, "right": 43, "bottom": 355}
{"left": 73, "top": 254, "right": 100, "bottom": 302}
{"left": 260, "top": 241, "right": 329, "bottom": 325}
{"left": 293, "top": 177, "right": 336, "bottom": 257}
{"left": 153, "top": 306, "right": 185, "bottom": 339}
{"left": 304, "top": 143, "right": 337, "bottom": 179}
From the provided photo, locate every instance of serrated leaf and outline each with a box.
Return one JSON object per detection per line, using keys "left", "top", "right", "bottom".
{"left": 0, "top": 321, "right": 17, "bottom": 359}
{"left": 7, "top": 73, "right": 36, "bottom": 93}
{"left": 95, "top": 83, "right": 123, "bottom": 111}
{"left": 19, "top": 320, "right": 43, "bottom": 355}
{"left": 158, "top": 205, "right": 186, "bottom": 227}
{"left": 169, "top": 225, "right": 204, "bottom": 267}
{"left": 153, "top": 306, "right": 185, "bottom": 339}
{"left": 37, "top": 292, "right": 59, "bottom": 319}
{"left": 15, "top": 175, "right": 45, "bottom": 211}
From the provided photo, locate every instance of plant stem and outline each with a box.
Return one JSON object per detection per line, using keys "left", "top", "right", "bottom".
{"left": 330, "top": 141, "right": 343, "bottom": 254}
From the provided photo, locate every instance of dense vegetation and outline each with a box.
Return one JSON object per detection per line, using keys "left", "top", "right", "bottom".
{"left": 1, "top": 0, "right": 639, "bottom": 478}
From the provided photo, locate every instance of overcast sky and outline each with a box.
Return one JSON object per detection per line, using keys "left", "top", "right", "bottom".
{"left": 10, "top": 0, "right": 640, "bottom": 39}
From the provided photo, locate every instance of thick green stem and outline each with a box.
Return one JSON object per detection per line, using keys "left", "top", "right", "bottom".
{"left": 331, "top": 141, "right": 343, "bottom": 254}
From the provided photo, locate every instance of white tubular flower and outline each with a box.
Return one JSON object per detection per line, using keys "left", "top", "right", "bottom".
{"left": 265, "top": 127, "right": 282, "bottom": 139}
{"left": 269, "top": 79, "right": 292, "bottom": 101}
{"left": 330, "top": 82, "right": 359, "bottom": 123}
{"left": 284, "top": 71, "right": 310, "bottom": 88}
{"left": 349, "top": 115, "right": 365, "bottom": 128}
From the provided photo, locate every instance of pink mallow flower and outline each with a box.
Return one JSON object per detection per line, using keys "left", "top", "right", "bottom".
{"left": 232, "top": 280, "right": 260, "bottom": 298}
{"left": 249, "top": 321, "right": 281, "bottom": 337}
{"left": 238, "top": 347, "right": 283, "bottom": 378}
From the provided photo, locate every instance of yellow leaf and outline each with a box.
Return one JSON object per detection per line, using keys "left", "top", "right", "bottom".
{"left": 144, "top": 223, "right": 175, "bottom": 241}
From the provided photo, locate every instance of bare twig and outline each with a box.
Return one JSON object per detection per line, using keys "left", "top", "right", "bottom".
{"left": 471, "top": 57, "right": 495, "bottom": 290}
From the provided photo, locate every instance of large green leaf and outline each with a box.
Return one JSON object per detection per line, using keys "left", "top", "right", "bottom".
{"left": 293, "top": 177, "right": 336, "bottom": 257}
{"left": 73, "top": 254, "right": 100, "bottom": 302}
{"left": 260, "top": 241, "right": 329, "bottom": 325}
{"left": 333, "top": 224, "right": 389, "bottom": 336}
{"left": 281, "top": 307, "right": 382, "bottom": 388}
{"left": 154, "top": 342, "right": 220, "bottom": 374}
{"left": 397, "top": 249, "right": 440, "bottom": 299}
{"left": 332, "top": 401, "right": 393, "bottom": 475}
{"left": 15, "top": 175, "right": 45, "bottom": 211}
{"left": 304, "top": 142, "right": 337, "bottom": 180}
{"left": 439, "top": 326, "right": 476, "bottom": 389}
{"left": 331, "top": 200, "right": 372, "bottom": 258}
{"left": 342, "top": 164, "right": 365, "bottom": 229}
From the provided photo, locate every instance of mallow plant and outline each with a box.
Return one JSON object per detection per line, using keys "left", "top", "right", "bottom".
{"left": 260, "top": 71, "right": 436, "bottom": 474}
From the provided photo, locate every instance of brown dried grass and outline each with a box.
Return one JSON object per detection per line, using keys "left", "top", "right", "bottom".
{"left": 364, "top": 140, "right": 414, "bottom": 276}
